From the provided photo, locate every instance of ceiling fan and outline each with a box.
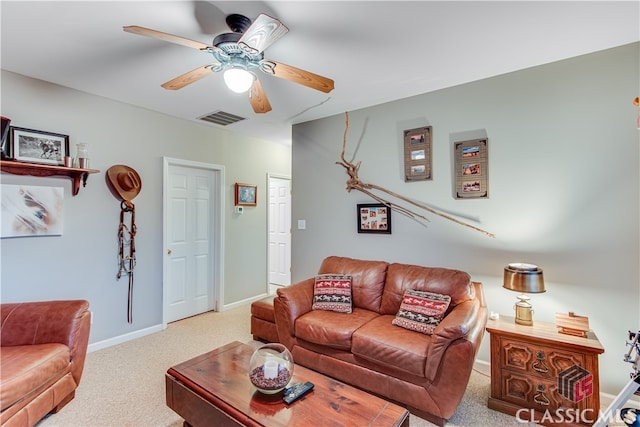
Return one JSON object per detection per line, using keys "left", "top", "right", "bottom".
{"left": 123, "top": 13, "right": 335, "bottom": 114}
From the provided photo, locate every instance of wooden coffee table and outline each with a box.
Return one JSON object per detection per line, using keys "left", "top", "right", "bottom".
{"left": 166, "top": 341, "right": 409, "bottom": 427}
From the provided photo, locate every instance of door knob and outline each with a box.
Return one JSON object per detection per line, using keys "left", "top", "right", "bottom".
{"left": 167, "top": 249, "right": 172, "bottom": 255}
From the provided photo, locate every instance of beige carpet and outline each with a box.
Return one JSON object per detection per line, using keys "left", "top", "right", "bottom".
{"left": 37, "top": 304, "right": 529, "bottom": 427}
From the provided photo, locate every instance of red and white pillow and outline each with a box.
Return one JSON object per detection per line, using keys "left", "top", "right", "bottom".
{"left": 392, "top": 289, "right": 451, "bottom": 335}
{"left": 312, "top": 274, "right": 353, "bottom": 313}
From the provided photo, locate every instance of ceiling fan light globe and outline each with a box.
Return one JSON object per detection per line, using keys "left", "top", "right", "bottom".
{"left": 223, "top": 68, "right": 254, "bottom": 93}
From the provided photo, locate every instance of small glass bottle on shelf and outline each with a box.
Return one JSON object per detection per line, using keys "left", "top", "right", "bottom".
{"left": 75, "top": 143, "right": 89, "bottom": 168}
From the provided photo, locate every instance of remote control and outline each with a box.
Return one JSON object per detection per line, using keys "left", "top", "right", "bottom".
{"left": 283, "top": 381, "right": 314, "bottom": 404}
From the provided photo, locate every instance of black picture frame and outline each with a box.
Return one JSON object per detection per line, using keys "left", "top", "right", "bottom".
{"left": 1, "top": 116, "right": 11, "bottom": 159}
{"left": 10, "top": 126, "right": 69, "bottom": 166}
{"left": 357, "top": 203, "right": 391, "bottom": 234}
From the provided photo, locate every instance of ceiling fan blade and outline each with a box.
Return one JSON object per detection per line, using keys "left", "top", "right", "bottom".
{"left": 268, "top": 61, "right": 334, "bottom": 93}
{"left": 238, "top": 14, "right": 289, "bottom": 55}
{"left": 161, "top": 65, "right": 216, "bottom": 90}
{"left": 249, "top": 78, "right": 272, "bottom": 114}
{"left": 123, "top": 25, "right": 212, "bottom": 50}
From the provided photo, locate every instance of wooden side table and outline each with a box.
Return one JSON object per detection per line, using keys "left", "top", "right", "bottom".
{"left": 486, "top": 315, "right": 604, "bottom": 426}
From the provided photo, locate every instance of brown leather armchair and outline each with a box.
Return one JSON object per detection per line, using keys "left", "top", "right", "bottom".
{"left": 0, "top": 300, "right": 91, "bottom": 427}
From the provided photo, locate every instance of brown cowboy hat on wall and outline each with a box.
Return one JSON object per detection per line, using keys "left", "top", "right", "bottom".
{"left": 106, "top": 165, "right": 142, "bottom": 202}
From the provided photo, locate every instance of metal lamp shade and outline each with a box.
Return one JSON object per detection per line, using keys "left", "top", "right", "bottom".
{"left": 503, "top": 263, "right": 545, "bottom": 294}
{"left": 503, "top": 263, "right": 545, "bottom": 326}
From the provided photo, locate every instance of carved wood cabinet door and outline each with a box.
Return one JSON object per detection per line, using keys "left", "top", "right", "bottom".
{"left": 486, "top": 316, "right": 604, "bottom": 427}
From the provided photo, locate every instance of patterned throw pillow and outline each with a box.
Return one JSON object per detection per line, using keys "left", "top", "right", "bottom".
{"left": 312, "top": 274, "right": 353, "bottom": 313}
{"left": 392, "top": 289, "right": 451, "bottom": 335}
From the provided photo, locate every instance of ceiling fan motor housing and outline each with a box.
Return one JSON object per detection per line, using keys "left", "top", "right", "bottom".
{"left": 211, "top": 32, "right": 263, "bottom": 72}
{"left": 226, "top": 14, "right": 252, "bottom": 33}
{"left": 212, "top": 32, "right": 242, "bottom": 49}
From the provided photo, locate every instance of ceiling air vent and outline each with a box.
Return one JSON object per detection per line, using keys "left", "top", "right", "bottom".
{"left": 199, "top": 111, "right": 246, "bottom": 126}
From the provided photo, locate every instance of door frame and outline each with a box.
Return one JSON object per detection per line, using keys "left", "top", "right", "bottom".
{"left": 266, "top": 173, "right": 291, "bottom": 292}
{"left": 162, "top": 157, "right": 225, "bottom": 328}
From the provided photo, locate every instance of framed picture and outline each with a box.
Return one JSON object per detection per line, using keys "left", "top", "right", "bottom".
{"left": 1, "top": 117, "right": 11, "bottom": 159}
{"left": 1, "top": 184, "right": 64, "bottom": 238}
{"left": 235, "top": 183, "right": 257, "bottom": 206}
{"left": 403, "top": 126, "right": 432, "bottom": 181}
{"left": 10, "top": 127, "right": 69, "bottom": 166}
{"left": 454, "top": 138, "right": 488, "bottom": 199}
{"left": 357, "top": 203, "right": 391, "bottom": 234}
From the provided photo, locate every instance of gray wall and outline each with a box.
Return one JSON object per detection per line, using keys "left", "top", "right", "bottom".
{"left": 1, "top": 70, "right": 291, "bottom": 344}
{"left": 291, "top": 43, "right": 639, "bottom": 396}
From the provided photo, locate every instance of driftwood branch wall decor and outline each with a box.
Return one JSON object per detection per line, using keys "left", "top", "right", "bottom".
{"left": 336, "top": 112, "right": 495, "bottom": 238}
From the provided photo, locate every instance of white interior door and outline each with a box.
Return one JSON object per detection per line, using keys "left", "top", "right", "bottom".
{"left": 268, "top": 176, "right": 291, "bottom": 287}
{"left": 163, "top": 158, "right": 224, "bottom": 324}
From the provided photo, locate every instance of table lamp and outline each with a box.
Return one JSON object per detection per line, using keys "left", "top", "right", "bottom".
{"left": 503, "top": 263, "right": 545, "bottom": 326}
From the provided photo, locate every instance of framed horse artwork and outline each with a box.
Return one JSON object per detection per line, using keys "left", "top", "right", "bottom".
{"left": 9, "top": 126, "right": 69, "bottom": 166}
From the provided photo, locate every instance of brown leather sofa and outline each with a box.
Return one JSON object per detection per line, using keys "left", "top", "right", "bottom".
{"left": 0, "top": 300, "right": 91, "bottom": 427}
{"left": 274, "top": 256, "right": 487, "bottom": 426}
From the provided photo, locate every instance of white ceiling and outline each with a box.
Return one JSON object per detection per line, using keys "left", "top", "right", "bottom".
{"left": 2, "top": 1, "right": 638, "bottom": 145}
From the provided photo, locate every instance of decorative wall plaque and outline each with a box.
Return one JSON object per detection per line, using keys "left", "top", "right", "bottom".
{"left": 403, "top": 126, "right": 432, "bottom": 182}
{"left": 357, "top": 203, "right": 391, "bottom": 234}
{"left": 454, "top": 138, "right": 488, "bottom": 199}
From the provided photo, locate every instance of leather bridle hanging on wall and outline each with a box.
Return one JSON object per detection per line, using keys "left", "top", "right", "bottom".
{"left": 106, "top": 165, "right": 142, "bottom": 323}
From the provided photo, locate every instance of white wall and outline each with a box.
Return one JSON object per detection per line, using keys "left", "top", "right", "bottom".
{"left": 0, "top": 70, "right": 291, "bottom": 344}
{"left": 291, "top": 43, "right": 640, "bottom": 396}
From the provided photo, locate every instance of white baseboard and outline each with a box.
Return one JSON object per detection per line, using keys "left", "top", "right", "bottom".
{"left": 601, "top": 391, "right": 640, "bottom": 410}
{"left": 222, "top": 293, "right": 270, "bottom": 311}
{"left": 88, "top": 323, "right": 164, "bottom": 353}
{"left": 89, "top": 299, "right": 262, "bottom": 353}
{"left": 474, "top": 358, "right": 491, "bottom": 374}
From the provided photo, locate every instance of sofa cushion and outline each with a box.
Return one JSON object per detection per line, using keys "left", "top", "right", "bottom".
{"left": 392, "top": 289, "right": 451, "bottom": 335}
{"left": 295, "top": 308, "right": 380, "bottom": 350}
{"left": 0, "top": 343, "right": 70, "bottom": 411}
{"left": 251, "top": 297, "right": 276, "bottom": 322}
{"left": 318, "top": 256, "right": 388, "bottom": 312}
{"left": 352, "top": 315, "right": 430, "bottom": 378}
{"left": 380, "top": 263, "right": 474, "bottom": 315}
{"left": 312, "top": 275, "right": 352, "bottom": 313}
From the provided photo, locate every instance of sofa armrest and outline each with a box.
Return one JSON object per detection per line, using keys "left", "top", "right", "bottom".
{"left": 274, "top": 278, "right": 315, "bottom": 350}
{"left": 471, "top": 281, "right": 486, "bottom": 308}
{"left": 425, "top": 294, "right": 487, "bottom": 381}
{"left": 1, "top": 300, "right": 91, "bottom": 385}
